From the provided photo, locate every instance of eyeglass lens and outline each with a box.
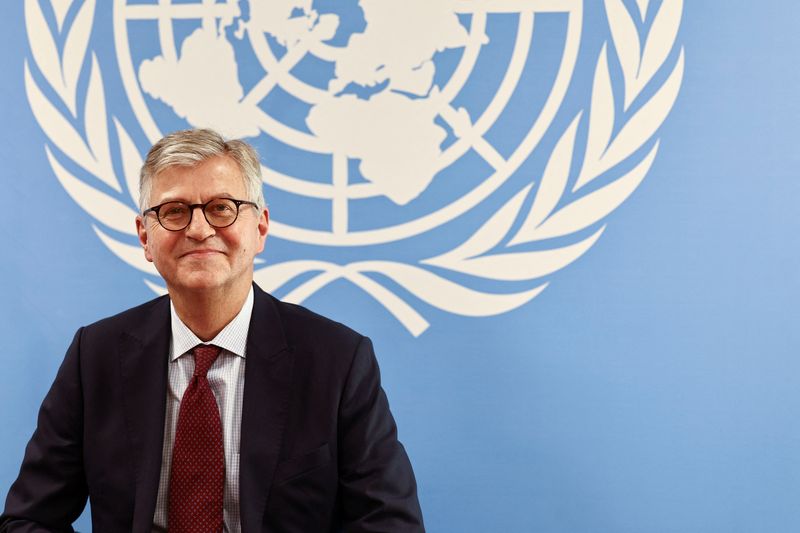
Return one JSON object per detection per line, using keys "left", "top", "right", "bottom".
{"left": 158, "top": 199, "right": 239, "bottom": 230}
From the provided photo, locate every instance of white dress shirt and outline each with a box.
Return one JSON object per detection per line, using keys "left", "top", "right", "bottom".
{"left": 152, "top": 287, "right": 253, "bottom": 533}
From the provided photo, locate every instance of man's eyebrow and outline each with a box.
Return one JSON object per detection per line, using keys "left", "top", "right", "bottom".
{"left": 155, "top": 193, "right": 238, "bottom": 204}
{"left": 153, "top": 196, "right": 185, "bottom": 204}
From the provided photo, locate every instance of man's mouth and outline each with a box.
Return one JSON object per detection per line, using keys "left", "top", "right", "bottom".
{"left": 181, "top": 249, "right": 224, "bottom": 258}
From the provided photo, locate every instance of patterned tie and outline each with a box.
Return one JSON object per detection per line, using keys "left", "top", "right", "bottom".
{"left": 169, "top": 344, "right": 225, "bottom": 532}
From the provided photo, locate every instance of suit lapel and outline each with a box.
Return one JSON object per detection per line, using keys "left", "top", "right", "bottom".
{"left": 118, "top": 296, "right": 171, "bottom": 533}
{"left": 239, "top": 286, "right": 293, "bottom": 532}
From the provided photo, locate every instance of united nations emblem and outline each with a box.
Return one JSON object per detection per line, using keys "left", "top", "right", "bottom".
{"left": 24, "top": 0, "right": 684, "bottom": 335}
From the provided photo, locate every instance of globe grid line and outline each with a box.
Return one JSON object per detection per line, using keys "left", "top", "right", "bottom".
{"left": 246, "top": 16, "right": 333, "bottom": 104}
{"left": 122, "top": 1, "right": 237, "bottom": 22}
{"left": 26, "top": 0, "right": 683, "bottom": 335}
{"left": 435, "top": 11, "right": 486, "bottom": 106}
{"left": 457, "top": 11, "right": 532, "bottom": 151}
{"left": 454, "top": 0, "right": 578, "bottom": 14}
{"left": 113, "top": 0, "right": 159, "bottom": 141}
{"left": 332, "top": 152, "right": 348, "bottom": 235}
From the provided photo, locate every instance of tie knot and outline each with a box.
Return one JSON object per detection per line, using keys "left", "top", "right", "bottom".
{"left": 192, "top": 344, "right": 222, "bottom": 377}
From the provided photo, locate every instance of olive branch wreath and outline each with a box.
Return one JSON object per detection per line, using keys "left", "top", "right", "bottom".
{"left": 24, "top": 0, "right": 683, "bottom": 336}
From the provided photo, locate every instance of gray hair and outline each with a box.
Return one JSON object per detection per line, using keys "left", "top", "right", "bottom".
{"left": 139, "top": 128, "right": 266, "bottom": 213}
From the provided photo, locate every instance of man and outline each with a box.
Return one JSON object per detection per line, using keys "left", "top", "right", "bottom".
{"left": 1, "top": 129, "right": 424, "bottom": 532}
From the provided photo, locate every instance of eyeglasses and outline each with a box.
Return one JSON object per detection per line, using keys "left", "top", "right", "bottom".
{"left": 143, "top": 198, "right": 258, "bottom": 231}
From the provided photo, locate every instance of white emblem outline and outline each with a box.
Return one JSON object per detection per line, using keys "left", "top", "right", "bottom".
{"left": 24, "top": 0, "right": 684, "bottom": 336}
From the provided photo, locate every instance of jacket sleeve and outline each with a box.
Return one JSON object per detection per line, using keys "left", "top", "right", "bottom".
{"left": 1, "top": 329, "right": 89, "bottom": 532}
{"left": 337, "top": 336, "right": 425, "bottom": 533}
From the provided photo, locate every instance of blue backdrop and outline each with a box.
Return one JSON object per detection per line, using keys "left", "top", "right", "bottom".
{"left": 2, "top": 1, "right": 799, "bottom": 531}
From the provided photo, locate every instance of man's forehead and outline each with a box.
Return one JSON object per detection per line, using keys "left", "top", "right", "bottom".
{"left": 153, "top": 157, "right": 244, "bottom": 187}
{"left": 155, "top": 154, "right": 239, "bottom": 176}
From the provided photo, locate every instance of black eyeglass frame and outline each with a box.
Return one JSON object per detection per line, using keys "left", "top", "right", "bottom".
{"left": 142, "top": 198, "right": 259, "bottom": 231}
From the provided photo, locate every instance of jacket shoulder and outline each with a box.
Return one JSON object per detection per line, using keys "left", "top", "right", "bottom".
{"left": 269, "top": 295, "right": 364, "bottom": 347}
{"left": 80, "top": 294, "right": 170, "bottom": 336}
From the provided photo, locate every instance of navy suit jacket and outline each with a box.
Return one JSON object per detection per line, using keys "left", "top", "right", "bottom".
{"left": 1, "top": 284, "right": 424, "bottom": 532}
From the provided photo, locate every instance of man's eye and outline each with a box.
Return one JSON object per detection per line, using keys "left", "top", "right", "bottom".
{"left": 163, "top": 205, "right": 187, "bottom": 217}
{"left": 210, "top": 202, "right": 234, "bottom": 212}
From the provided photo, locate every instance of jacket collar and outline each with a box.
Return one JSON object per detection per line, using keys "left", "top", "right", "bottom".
{"left": 118, "top": 295, "right": 171, "bottom": 533}
{"left": 239, "top": 284, "right": 293, "bottom": 531}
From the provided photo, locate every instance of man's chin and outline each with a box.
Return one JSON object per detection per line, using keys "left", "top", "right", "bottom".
{"left": 168, "top": 272, "right": 229, "bottom": 293}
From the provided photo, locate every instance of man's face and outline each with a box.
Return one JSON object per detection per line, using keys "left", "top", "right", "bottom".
{"left": 136, "top": 155, "right": 269, "bottom": 296}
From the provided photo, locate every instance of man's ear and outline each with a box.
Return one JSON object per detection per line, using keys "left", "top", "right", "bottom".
{"left": 136, "top": 215, "right": 154, "bottom": 263}
{"left": 256, "top": 207, "right": 269, "bottom": 254}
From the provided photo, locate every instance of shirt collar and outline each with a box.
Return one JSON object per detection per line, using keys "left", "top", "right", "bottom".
{"left": 169, "top": 286, "right": 254, "bottom": 361}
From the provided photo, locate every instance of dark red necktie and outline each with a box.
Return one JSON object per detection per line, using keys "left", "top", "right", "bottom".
{"left": 169, "top": 344, "right": 225, "bottom": 532}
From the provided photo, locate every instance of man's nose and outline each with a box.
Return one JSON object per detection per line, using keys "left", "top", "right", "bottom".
{"left": 184, "top": 206, "right": 215, "bottom": 240}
